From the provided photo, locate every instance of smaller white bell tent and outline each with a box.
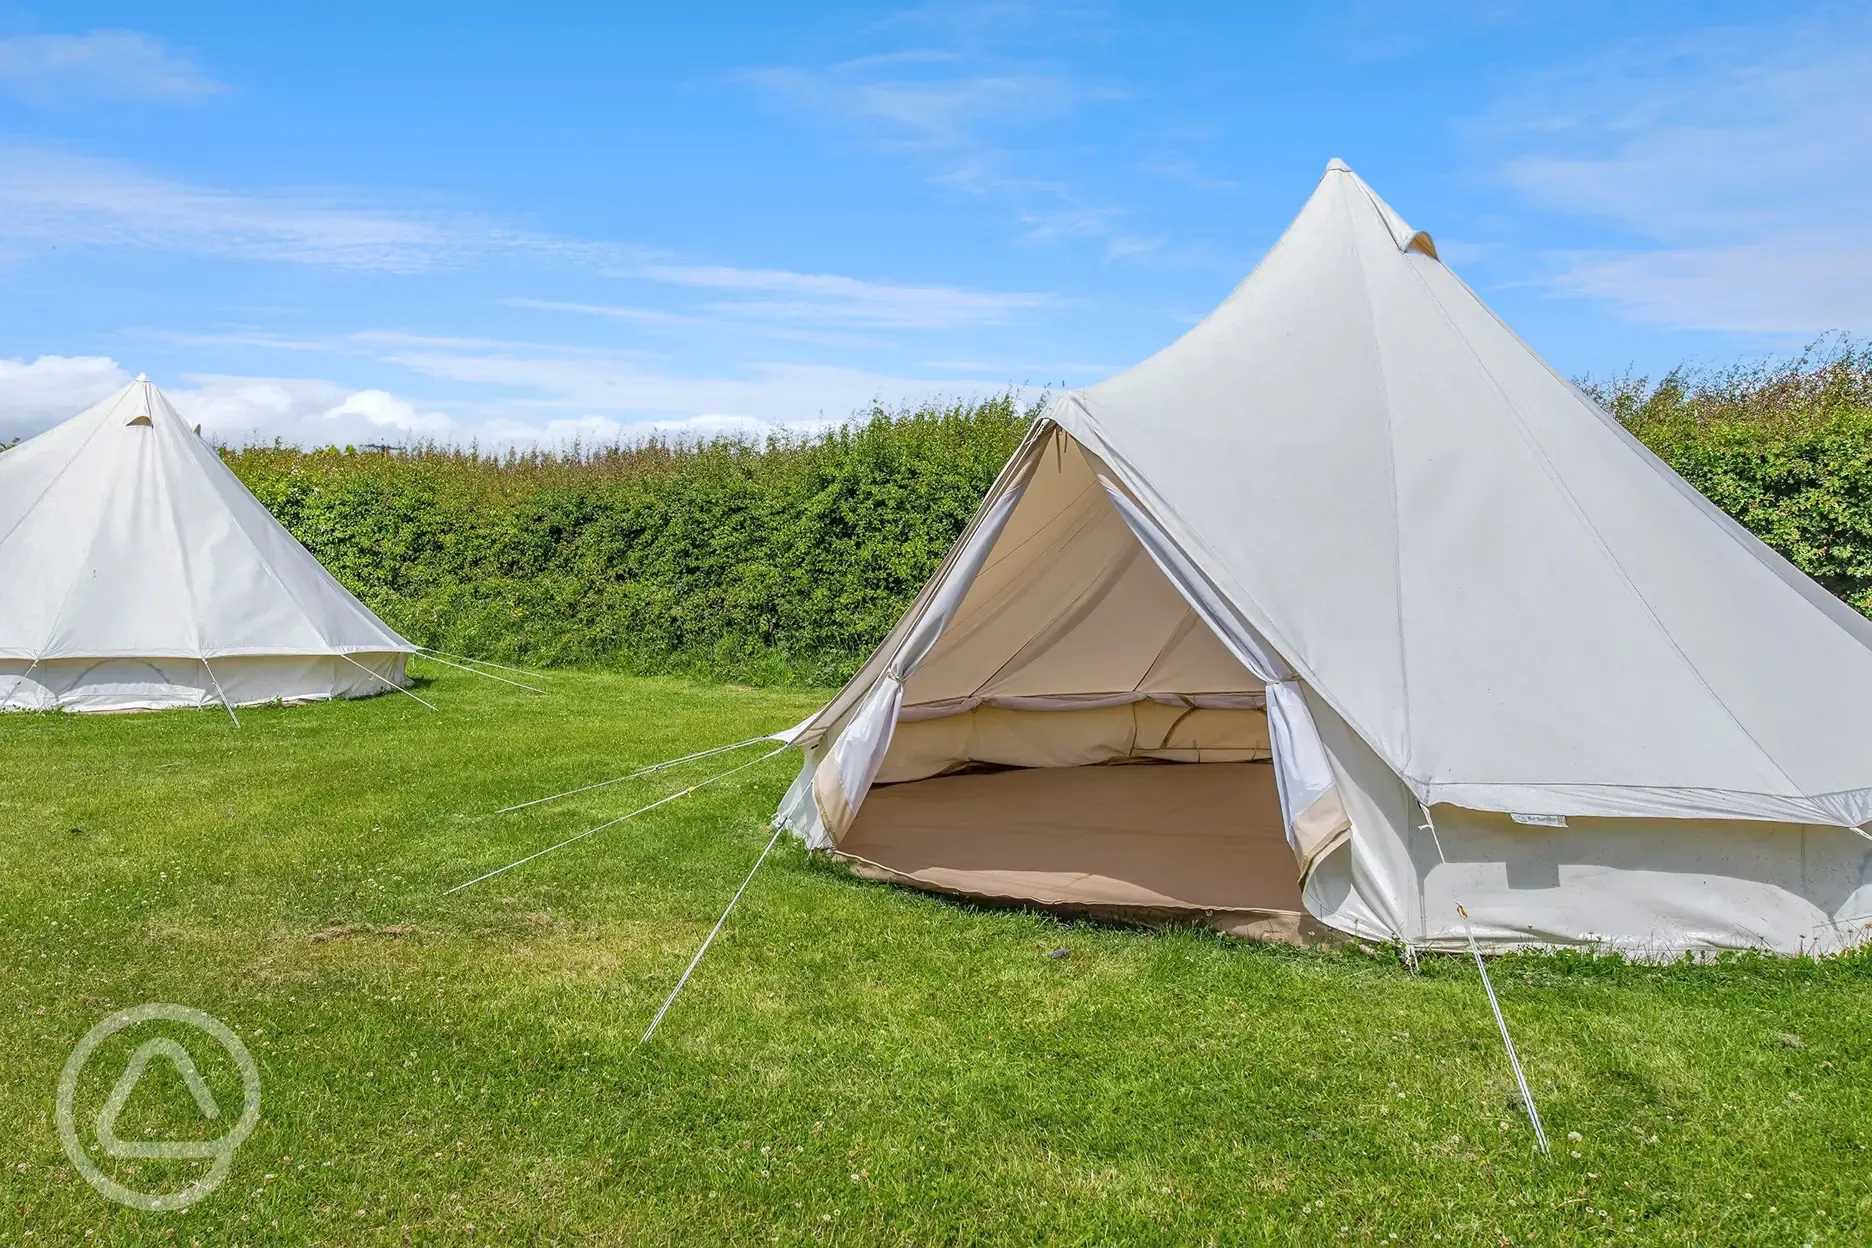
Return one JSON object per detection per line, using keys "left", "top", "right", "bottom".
{"left": 773, "top": 160, "right": 1872, "bottom": 957}
{"left": 0, "top": 376, "right": 415, "bottom": 712}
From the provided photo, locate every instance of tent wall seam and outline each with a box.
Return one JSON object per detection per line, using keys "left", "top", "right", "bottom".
{"left": 1403, "top": 260, "right": 1808, "bottom": 802}
{"left": 941, "top": 482, "right": 1106, "bottom": 653}
{"left": 970, "top": 480, "right": 1099, "bottom": 582}
{"left": 180, "top": 425, "right": 384, "bottom": 660}
{"left": 153, "top": 420, "right": 215, "bottom": 668}
{"left": 1135, "top": 610, "right": 1204, "bottom": 693}
{"left": 970, "top": 533, "right": 1147, "bottom": 697}
{"left": 1341, "top": 184, "right": 1418, "bottom": 779}
{"left": 0, "top": 386, "right": 136, "bottom": 554}
{"left": 1437, "top": 258, "right": 1872, "bottom": 650}
{"left": 152, "top": 422, "right": 245, "bottom": 723}
{"left": 28, "top": 432, "right": 131, "bottom": 665}
{"left": 803, "top": 418, "right": 1055, "bottom": 740}
{"left": 1065, "top": 401, "right": 1410, "bottom": 846}
{"left": 180, "top": 408, "right": 409, "bottom": 653}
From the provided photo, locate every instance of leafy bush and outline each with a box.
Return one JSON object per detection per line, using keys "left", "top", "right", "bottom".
{"left": 220, "top": 338, "right": 1872, "bottom": 687}
{"left": 226, "top": 396, "right": 1034, "bottom": 685}
{"left": 1582, "top": 336, "right": 1872, "bottom": 614}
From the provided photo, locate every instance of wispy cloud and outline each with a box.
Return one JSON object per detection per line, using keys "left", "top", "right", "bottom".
{"left": 744, "top": 6, "right": 1135, "bottom": 251}
{"left": 1485, "top": 16, "right": 1872, "bottom": 334}
{"left": 0, "top": 146, "right": 505, "bottom": 273}
{"left": 1139, "top": 157, "right": 1238, "bottom": 193}
{"left": 0, "top": 146, "right": 636, "bottom": 274}
{"left": 367, "top": 333, "right": 1015, "bottom": 425}
{"left": 0, "top": 29, "right": 223, "bottom": 101}
{"left": 0, "top": 145, "right": 1067, "bottom": 332}
{"left": 748, "top": 63, "right": 1074, "bottom": 151}
{"left": 1317, "top": 0, "right": 1527, "bottom": 64}
{"left": 501, "top": 298, "right": 702, "bottom": 327}
{"left": 627, "top": 262, "right": 1060, "bottom": 328}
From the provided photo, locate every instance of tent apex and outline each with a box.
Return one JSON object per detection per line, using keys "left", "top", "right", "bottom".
{"left": 135, "top": 372, "right": 147, "bottom": 382}
{"left": 1325, "top": 157, "right": 1350, "bottom": 173}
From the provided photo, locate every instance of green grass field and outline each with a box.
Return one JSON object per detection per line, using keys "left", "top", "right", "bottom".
{"left": 2, "top": 667, "right": 1868, "bottom": 1245}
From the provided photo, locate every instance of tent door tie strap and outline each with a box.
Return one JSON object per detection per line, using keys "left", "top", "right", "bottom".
{"left": 1421, "top": 802, "right": 1551, "bottom": 1159}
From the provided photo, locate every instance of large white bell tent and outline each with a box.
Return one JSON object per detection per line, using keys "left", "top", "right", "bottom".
{"left": 772, "top": 160, "right": 1872, "bottom": 957}
{"left": 0, "top": 376, "right": 415, "bottom": 713}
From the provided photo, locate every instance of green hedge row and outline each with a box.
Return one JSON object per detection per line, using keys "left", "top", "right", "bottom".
{"left": 1584, "top": 339, "right": 1872, "bottom": 616}
{"left": 228, "top": 397, "right": 1033, "bottom": 686}
{"left": 225, "top": 343, "right": 1872, "bottom": 686}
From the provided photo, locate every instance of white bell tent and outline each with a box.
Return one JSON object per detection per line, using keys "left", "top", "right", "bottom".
{"left": 773, "top": 160, "right": 1872, "bottom": 957}
{"left": 0, "top": 376, "right": 415, "bottom": 713}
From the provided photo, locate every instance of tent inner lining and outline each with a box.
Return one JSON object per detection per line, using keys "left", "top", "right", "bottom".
{"left": 839, "top": 429, "right": 1305, "bottom": 919}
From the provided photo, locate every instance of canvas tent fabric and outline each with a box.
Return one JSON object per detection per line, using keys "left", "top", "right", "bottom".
{"left": 773, "top": 159, "right": 1872, "bottom": 956}
{"left": 0, "top": 377, "right": 414, "bottom": 712}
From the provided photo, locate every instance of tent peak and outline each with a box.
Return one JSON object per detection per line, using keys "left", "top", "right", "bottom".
{"left": 135, "top": 372, "right": 147, "bottom": 382}
{"left": 1325, "top": 157, "right": 1350, "bottom": 173}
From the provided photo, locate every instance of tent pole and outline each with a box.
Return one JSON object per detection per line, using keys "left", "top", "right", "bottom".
{"left": 640, "top": 823, "right": 784, "bottom": 1046}
{"left": 1420, "top": 802, "right": 1551, "bottom": 1159}
{"left": 198, "top": 656, "right": 240, "bottom": 728}
{"left": 445, "top": 743, "right": 789, "bottom": 896}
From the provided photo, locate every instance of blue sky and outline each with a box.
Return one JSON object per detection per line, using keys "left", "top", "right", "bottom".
{"left": 0, "top": 1, "right": 1867, "bottom": 447}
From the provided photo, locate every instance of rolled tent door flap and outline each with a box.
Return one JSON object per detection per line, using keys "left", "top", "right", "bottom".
{"left": 802, "top": 435, "right": 1042, "bottom": 843}
{"left": 1082, "top": 445, "right": 1351, "bottom": 876}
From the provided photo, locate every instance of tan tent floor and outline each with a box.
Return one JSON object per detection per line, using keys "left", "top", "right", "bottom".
{"left": 839, "top": 762, "right": 1313, "bottom": 922}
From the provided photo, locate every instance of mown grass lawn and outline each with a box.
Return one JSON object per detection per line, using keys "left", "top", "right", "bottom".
{"left": 1, "top": 666, "right": 1868, "bottom": 1245}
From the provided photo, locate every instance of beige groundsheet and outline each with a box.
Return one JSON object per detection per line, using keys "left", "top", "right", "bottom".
{"left": 837, "top": 761, "right": 1344, "bottom": 937}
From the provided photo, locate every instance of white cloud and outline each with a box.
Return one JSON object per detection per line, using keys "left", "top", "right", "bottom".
{"left": 0, "top": 29, "right": 221, "bottom": 101}
{"left": 0, "top": 354, "right": 130, "bottom": 439}
{"left": 506, "top": 263, "right": 1062, "bottom": 338}
{"left": 161, "top": 375, "right": 462, "bottom": 447}
{"left": 1487, "top": 19, "right": 1872, "bottom": 334}
{"left": 0, "top": 346, "right": 1019, "bottom": 451}
{"left": 1018, "top": 205, "right": 1126, "bottom": 242}
{"left": 321, "top": 389, "right": 452, "bottom": 435}
{"left": 163, "top": 375, "right": 350, "bottom": 442}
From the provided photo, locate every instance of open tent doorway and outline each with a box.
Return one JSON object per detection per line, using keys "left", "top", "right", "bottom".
{"left": 809, "top": 427, "right": 1341, "bottom": 941}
